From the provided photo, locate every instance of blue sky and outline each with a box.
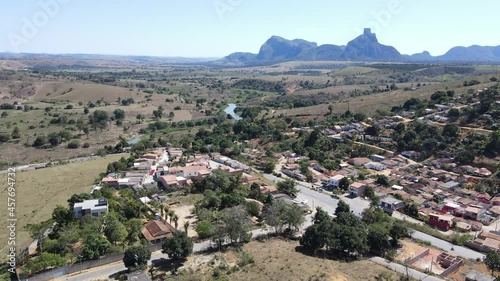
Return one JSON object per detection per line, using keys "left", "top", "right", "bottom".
{"left": 1, "top": 0, "right": 499, "bottom": 57}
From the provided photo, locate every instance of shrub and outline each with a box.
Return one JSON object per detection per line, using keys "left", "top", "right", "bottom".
{"left": 82, "top": 142, "right": 90, "bottom": 148}
{"left": 67, "top": 140, "right": 80, "bottom": 149}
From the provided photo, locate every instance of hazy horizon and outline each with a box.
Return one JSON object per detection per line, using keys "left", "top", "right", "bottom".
{"left": 1, "top": 0, "right": 499, "bottom": 57}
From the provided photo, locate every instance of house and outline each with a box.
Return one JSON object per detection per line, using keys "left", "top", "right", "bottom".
{"left": 433, "top": 115, "right": 449, "bottom": 123}
{"left": 491, "top": 197, "right": 500, "bottom": 206}
{"left": 465, "top": 206, "right": 486, "bottom": 221}
{"left": 348, "top": 157, "right": 371, "bottom": 166}
{"left": 141, "top": 220, "right": 176, "bottom": 244}
{"left": 349, "top": 182, "right": 367, "bottom": 197}
{"left": 364, "top": 162, "right": 387, "bottom": 171}
{"left": 380, "top": 196, "right": 404, "bottom": 215}
{"left": 101, "top": 177, "right": 118, "bottom": 188}
{"left": 260, "top": 185, "right": 278, "bottom": 195}
{"left": 391, "top": 185, "right": 404, "bottom": 191}
{"left": 158, "top": 175, "right": 187, "bottom": 190}
{"left": 439, "top": 181, "right": 460, "bottom": 190}
{"left": 328, "top": 175, "right": 345, "bottom": 188}
{"left": 142, "top": 153, "right": 159, "bottom": 161}
{"left": 428, "top": 213, "right": 453, "bottom": 230}
{"left": 489, "top": 206, "right": 500, "bottom": 217}
{"left": 370, "top": 154, "right": 386, "bottom": 162}
{"left": 151, "top": 193, "right": 167, "bottom": 203}
{"left": 477, "top": 193, "right": 492, "bottom": 204}
{"left": 401, "top": 151, "right": 420, "bottom": 159}
{"left": 475, "top": 168, "right": 492, "bottom": 178}
{"left": 74, "top": 198, "right": 109, "bottom": 219}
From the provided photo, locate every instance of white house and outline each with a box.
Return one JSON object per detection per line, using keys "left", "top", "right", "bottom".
{"left": 73, "top": 198, "right": 109, "bottom": 219}
{"left": 364, "top": 162, "right": 387, "bottom": 171}
{"left": 328, "top": 175, "right": 345, "bottom": 188}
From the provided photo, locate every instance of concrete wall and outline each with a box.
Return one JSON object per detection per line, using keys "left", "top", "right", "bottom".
{"left": 20, "top": 244, "right": 162, "bottom": 281}
{"left": 405, "top": 248, "right": 430, "bottom": 265}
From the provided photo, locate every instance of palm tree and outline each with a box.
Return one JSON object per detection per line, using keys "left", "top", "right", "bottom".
{"left": 172, "top": 214, "right": 179, "bottom": 229}
{"left": 183, "top": 221, "right": 190, "bottom": 235}
{"left": 168, "top": 210, "right": 175, "bottom": 224}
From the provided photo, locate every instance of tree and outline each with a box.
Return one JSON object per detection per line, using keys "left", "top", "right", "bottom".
{"left": 222, "top": 206, "right": 252, "bottom": 244}
{"left": 390, "top": 223, "right": 409, "bottom": 246}
{"left": 123, "top": 245, "right": 151, "bottom": 271}
{"left": 83, "top": 107, "right": 89, "bottom": 114}
{"left": 195, "top": 220, "right": 214, "bottom": 239}
{"left": 244, "top": 201, "right": 261, "bottom": 217}
{"left": 52, "top": 205, "right": 74, "bottom": 226}
{"left": 313, "top": 207, "right": 330, "bottom": 225}
{"left": 162, "top": 231, "right": 193, "bottom": 266}
{"left": 25, "top": 221, "right": 51, "bottom": 252}
{"left": 126, "top": 219, "right": 144, "bottom": 243}
{"left": 32, "top": 135, "right": 47, "bottom": 147}
{"left": 1, "top": 111, "right": 8, "bottom": 118}
{"left": 263, "top": 200, "right": 305, "bottom": 233}
{"left": 376, "top": 175, "right": 390, "bottom": 187}
{"left": 25, "top": 252, "right": 65, "bottom": 275}
{"left": 104, "top": 214, "right": 128, "bottom": 245}
{"left": 277, "top": 178, "right": 299, "bottom": 197}
{"left": 183, "top": 221, "right": 190, "bottom": 235}
{"left": 367, "top": 223, "right": 391, "bottom": 256}
{"left": 67, "top": 193, "right": 93, "bottom": 209}
{"left": 11, "top": 126, "right": 20, "bottom": 139}
{"left": 442, "top": 124, "right": 460, "bottom": 138}
{"left": 338, "top": 177, "right": 350, "bottom": 191}
{"left": 0, "top": 133, "right": 11, "bottom": 143}
{"left": 299, "top": 223, "right": 324, "bottom": 252}
{"left": 448, "top": 108, "right": 460, "bottom": 118}
{"left": 335, "top": 200, "right": 350, "bottom": 216}
{"left": 261, "top": 158, "right": 276, "bottom": 173}
{"left": 173, "top": 214, "right": 179, "bottom": 229}
{"left": 364, "top": 186, "right": 375, "bottom": 199}
{"left": 328, "top": 104, "right": 334, "bottom": 115}
{"left": 113, "top": 108, "right": 125, "bottom": 120}
{"left": 485, "top": 252, "right": 500, "bottom": 276}
{"left": 82, "top": 234, "right": 111, "bottom": 259}
{"left": 89, "top": 110, "right": 109, "bottom": 131}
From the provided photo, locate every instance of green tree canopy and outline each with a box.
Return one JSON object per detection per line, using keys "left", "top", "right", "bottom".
{"left": 123, "top": 245, "right": 151, "bottom": 271}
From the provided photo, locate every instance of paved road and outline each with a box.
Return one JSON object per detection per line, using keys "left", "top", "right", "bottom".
{"left": 371, "top": 257, "right": 445, "bottom": 281}
{"left": 57, "top": 229, "right": 272, "bottom": 281}
{"left": 263, "top": 173, "right": 486, "bottom": 261}
{"left": 411, "top": 231, "right": 485, "bottom": 260}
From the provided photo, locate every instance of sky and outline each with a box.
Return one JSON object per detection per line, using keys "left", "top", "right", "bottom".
{"left": 1, "top": 0, "right": 499, "bottom": 57}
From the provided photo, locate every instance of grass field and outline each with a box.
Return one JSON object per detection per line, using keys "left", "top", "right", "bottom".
{"left": 0, "top": 154, "right": 128, "bottom": 257}
{"left": 331, "top": 66, "right": 378, "bottom": 76}
{"left": 163, "top": 238, "right": 399, "bottom": 281}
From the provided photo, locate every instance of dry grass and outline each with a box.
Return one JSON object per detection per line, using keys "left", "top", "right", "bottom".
{"left": 164, "top": 239, "right": 398, "bottom": 281}
{"left": 0, "top": 154, "right": 127, "bottom": 257}
{"left": 34, "top": 82, "right": 145, "bottom": 103}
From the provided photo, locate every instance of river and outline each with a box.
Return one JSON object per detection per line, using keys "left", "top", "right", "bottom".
{"left": 224, "top": 103, "right": 242, "bottom": 120}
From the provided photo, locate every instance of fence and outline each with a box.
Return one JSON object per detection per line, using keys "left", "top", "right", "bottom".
{"left": 404, "top": 248, "right": 430, "bottom": 265}
{"left": 20, "top": 244, "right": 162, "bottom": 281}
{"left": 440, "top": 259, "right": 464, "bottom": 277}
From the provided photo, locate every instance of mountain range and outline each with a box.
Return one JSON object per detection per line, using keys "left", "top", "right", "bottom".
{"left": 218, "top": 28, "right": 500, "bottom": 66}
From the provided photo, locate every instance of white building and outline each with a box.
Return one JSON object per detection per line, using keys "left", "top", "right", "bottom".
{"left": 328, "top": 175, "right": 345, "bottom": 188}
{"left": 73, "top": 198, "right": 109, "bottom": 219}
